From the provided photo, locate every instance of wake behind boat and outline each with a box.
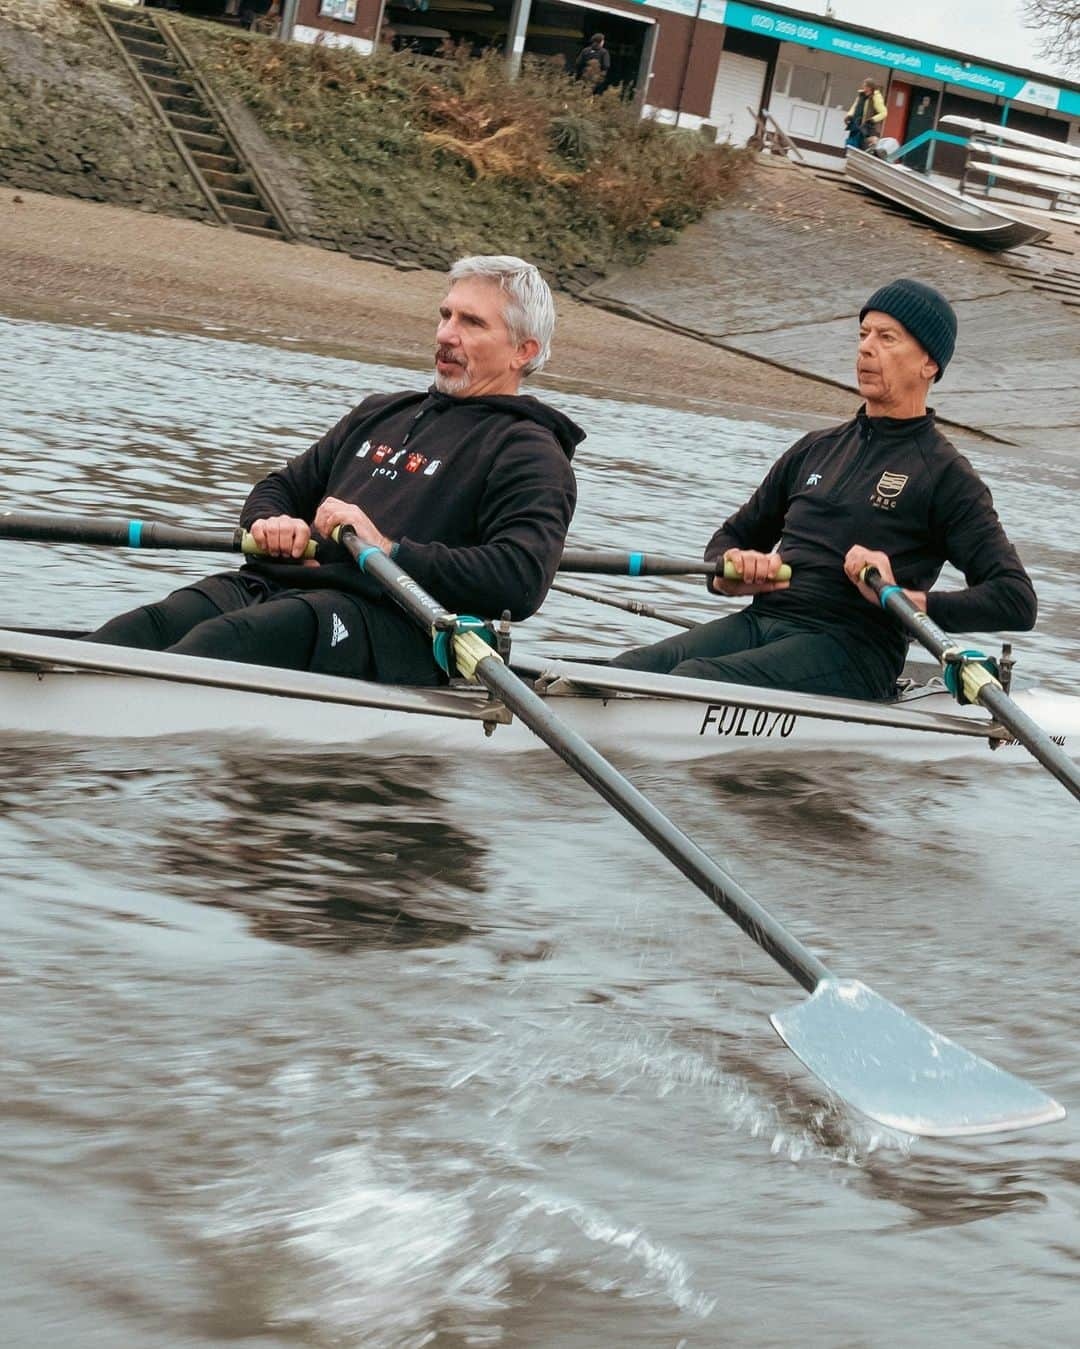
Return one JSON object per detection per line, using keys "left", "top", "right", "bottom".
{"left": 1, "top": 627, "right": 1075, "bottom": 764}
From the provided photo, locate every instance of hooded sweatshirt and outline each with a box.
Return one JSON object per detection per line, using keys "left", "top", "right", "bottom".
{"left": 239, "top": 388, "right": 582, "bottom": 621}
{"left": 705, "top": 408, "right": 1036, "bottom": 674}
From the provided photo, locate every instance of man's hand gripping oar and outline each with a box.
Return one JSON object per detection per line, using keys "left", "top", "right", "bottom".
{"left": 0, "top": 509, "right": 318, "bottom": 559}
{"left": 334, "top": 524, "right": 1064, "bottom": 1138}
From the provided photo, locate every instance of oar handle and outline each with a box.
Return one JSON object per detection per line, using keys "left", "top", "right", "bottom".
{"left": 238, "top": 530, "right": 318, "bottom": 560}
{"left": 0, "top": 510, "right": 316, "bottom": 558}
{"left": 559, "top": 548, "right": 791, "bottom": 582}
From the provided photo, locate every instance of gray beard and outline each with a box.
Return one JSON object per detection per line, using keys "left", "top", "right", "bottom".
{"left": 434, "top": 367, "right": 470, "bottom": 395}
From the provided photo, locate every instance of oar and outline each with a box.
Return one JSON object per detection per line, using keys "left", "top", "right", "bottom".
{"left": 0, "top": 509, "right": 316, "bottom": 559}
{"left": 549, "top": 578, "right": 697, "bottom": 629}
{"left": 559, "top": 548, "right": 792, "bottom": 581}
{"left": 863, "top": 566, "right": 1080, "bottom": 804}
{"left": 334, "top": 528, "right": 1064, "bottom": 1137}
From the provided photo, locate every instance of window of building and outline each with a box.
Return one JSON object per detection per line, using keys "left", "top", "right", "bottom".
{"left": 829, "top": 71, "right": 868, "bottom": 111}
{"left": 788, "top": 65, "right": 829, "bottom": 104}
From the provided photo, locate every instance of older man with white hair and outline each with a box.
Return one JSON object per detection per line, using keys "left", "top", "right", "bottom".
{"left": 90, "top": 255, "right": 583, "bottom": 684}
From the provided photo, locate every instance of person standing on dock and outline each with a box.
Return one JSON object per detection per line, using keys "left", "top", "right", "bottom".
{"left": 87, "top": 256, "right": 582, "bottom": 684}
{"left": 845, "top": 78, "right": 887, "bottom": 150}
{"left": 611, "top": 278, "right": 1036, "bottom": 700}
{"left": 574, "top": 33, "right": 611, "bottom": 92}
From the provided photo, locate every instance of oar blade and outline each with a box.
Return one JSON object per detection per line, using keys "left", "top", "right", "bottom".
{"left": 771, "top": 978, "right": 1066, "bottom": 1138}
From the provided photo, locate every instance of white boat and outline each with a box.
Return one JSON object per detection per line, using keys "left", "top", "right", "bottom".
{"left": 843, "top": 148, "right": 1049, "bottom": 250}
{"left": 940, "top": 115, "right": 1080, "bottom": 163}
{"left": 965, "top": 157, "right": 1080, "bottom": 205}
{"left": 963, "top": 140, "right": 1080, "bottom": 179}
{"left": 1, "top": 628, "right": 1076, "bottom": 764}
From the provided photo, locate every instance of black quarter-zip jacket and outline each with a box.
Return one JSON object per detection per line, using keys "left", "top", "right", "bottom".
{"left": 239, "top": 388, "right": 582, "bottom": 621}
{"left": 705, "top": 408, "right": 1036, "bottom": 673}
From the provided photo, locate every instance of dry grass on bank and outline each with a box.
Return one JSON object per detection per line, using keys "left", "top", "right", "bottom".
{"left": 187, "top": 31, "right": 750, "bottom": 279}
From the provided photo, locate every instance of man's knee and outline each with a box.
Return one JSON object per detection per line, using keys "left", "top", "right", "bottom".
{"left": 610, "top": 645, "right": 679, "bottom": 673}
{"left": 168, "top": 613, "right": 244, "bottom": 660}
{"left": 672, "top": 656, "right": 739, "bottom": 683}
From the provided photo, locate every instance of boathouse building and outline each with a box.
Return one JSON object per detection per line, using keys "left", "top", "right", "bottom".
{"left": 173, "top": 0, "right": 1080, "bottom": 174}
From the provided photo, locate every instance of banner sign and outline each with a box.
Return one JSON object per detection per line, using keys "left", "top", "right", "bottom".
{"left": 628, "top": 0, "right": 1080, "bottom": 118}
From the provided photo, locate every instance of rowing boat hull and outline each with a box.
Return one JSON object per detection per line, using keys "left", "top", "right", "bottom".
{"left": 843, "top": 149, "right": 1049, "bottom": 249}
{"left": 2, "top": 652, "right": 1077, "bottom": 764}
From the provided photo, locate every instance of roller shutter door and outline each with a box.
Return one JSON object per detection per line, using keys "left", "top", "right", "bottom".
{"left": 709, "top": 51, "right": 768, "bottom": 145}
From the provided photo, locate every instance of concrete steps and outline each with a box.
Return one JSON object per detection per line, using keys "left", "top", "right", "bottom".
{"left": 98, "top": 3, "right": 290, "bottom": 243}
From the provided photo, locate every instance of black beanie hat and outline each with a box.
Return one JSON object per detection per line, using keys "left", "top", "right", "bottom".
{"left": 860, "top": 278, "right": 957, "bottom": 382}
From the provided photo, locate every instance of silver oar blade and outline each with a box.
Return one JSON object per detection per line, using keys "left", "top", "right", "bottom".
{"left": 771, "top": 978, "right": 1066, "bottom": 1138}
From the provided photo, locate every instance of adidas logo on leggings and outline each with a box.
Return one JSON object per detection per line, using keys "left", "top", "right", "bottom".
{"left": 331, "top": 613, "right": 350, "bottom": 647}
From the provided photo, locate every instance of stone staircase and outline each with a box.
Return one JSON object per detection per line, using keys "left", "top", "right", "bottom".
{"left": 96, "top": 3, "right": 293, "bottom": 241}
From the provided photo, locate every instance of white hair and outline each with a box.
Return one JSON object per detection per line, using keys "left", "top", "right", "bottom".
{"left": 448, "top": 255, "right": 555, "bottom": 376}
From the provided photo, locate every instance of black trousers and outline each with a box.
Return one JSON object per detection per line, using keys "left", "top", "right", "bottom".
{"left": 610, "top": 609, "right": 897, "bottom": 700}
{"left": 88, "top": 571, "right": 445, "bottom": 684}
{"left": 89, "top": 573, "right": 359, "bottom": 672}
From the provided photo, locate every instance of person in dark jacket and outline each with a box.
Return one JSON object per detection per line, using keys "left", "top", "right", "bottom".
{"left": 845, "top": 78, "right": 887, "bottom": 150}
{"left": 89, "top": 255, "right": 582, "bottom": 685}
{"left": 574, "top": 33, "right": 610, "bottom": 90}
{"left": 611, "top": 278, "right": 1036, "bottom": 700}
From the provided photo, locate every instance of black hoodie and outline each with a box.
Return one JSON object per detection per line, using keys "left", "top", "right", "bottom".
{"left": 706, "top": 408, "right": 1036, "bottom": 674}
{"left": 240, "top": 388, "right": 582, "bottom": 621}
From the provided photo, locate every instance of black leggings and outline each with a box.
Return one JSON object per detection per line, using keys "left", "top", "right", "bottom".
{"left": 611, "top": 609, "right": 897, "bottom": 700}
{"left": 89, "top": 579, "right": 324, "bottom": 670}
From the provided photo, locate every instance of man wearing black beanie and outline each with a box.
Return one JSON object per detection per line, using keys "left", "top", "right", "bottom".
{"left": 612, "top": 278, "right": 1036, "bottom": 700}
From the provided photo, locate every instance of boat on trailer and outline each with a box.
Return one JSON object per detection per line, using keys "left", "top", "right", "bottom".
{"left": 1, "top": 628, "right": 1076, "bottom": 764}
{"left": 843, "top": 148, "right": 1049, "bottom": 250}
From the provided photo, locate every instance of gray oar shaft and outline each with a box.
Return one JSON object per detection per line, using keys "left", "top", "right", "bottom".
{"left": 0, "top": 510, "right": 242, "bottom": 552}
{"left": 340, "top": 531, "right": 830, "bottom": 993}
{"left": 0, "top": 509, "right": 319, "bottom": 560}
{"left": 559, "top": 548, "right": 713, "bottom": 577}
{"left": 558, "top": 549, "right": 792, "bottom": 582}
{"left": 978, "top": 683, "right": 1080, "bottom": 802}
{"left": 548, "top": 579, "right": 697, "bottom": 629}
{"left": 866, "top": 569, "right": 1080, "bottom": 803}
{"left": 477, "top": 654, "right": 830, "bottom": 991}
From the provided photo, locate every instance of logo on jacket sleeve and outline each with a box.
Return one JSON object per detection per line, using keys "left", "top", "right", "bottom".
{"left": 871, "top": 471, "right": 909, "bottom": 511}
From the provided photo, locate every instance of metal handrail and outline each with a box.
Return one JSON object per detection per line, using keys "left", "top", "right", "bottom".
{"left": 158, "top": 14, "right": 299, "bottom": 241}
{"left": 91, "top": 1, "right": 231, "bottom": 227}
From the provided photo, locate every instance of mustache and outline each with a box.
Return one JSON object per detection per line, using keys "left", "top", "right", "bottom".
{"left": 436, "top": 346, "right": 466, "bottom": 367}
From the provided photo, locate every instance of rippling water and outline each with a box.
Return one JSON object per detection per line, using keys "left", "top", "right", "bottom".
{"left": 1, "top": 309, "right": 1078, "bottom": 1347}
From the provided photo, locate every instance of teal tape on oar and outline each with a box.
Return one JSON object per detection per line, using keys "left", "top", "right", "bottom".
{"left": 433, "top": 616, "right": 496, "bottom": 676}
{"left": 628, "top": 552, "right": 644, "bottom": 577}
{"left": 356, "top": 545, "right": 383, "bottom": 571}
{"left": 128, "top": 520, "right": 143, "bottom": 548}
{"left": 878, "top": 583, "right": 902, "bottom": 608}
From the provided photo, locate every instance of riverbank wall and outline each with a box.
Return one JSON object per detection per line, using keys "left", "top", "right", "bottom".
{"left": 0, "top": 0, "right": 748, "bottom": 292}
{"left": 0, "top": 0, "right": 209, "bottom": 218}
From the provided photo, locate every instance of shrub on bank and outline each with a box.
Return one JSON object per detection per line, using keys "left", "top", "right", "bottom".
{"left": 182, "top": 27, "right": 750, "bottom": 284}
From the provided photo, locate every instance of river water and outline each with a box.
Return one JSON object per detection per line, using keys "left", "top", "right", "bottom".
{"left": 1, "top": 306, "right": 1078, "bottom": 1347}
